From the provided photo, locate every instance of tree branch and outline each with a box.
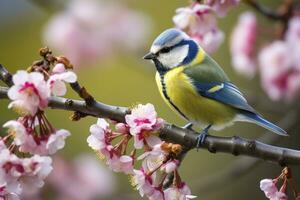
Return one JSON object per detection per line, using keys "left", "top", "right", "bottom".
{"left": 1, "top": 86, "right": 300, "bottom": 165}
{"left": 243, "top": 0, "right": 292, "bottom": 21}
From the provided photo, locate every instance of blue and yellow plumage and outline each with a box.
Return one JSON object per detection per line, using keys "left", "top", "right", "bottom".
{"left": 144, "top": 28, "right": 287, "bottom": 145}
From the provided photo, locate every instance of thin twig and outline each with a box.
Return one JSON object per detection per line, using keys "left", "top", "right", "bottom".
{"left": 0, "top": 64, "right": 13, "bottom": 87}
{"left": 243, "top": 0, "right": 288, "bottom": 21}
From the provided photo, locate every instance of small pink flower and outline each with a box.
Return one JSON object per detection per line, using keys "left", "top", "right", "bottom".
{"left": 0, "top": 146, "right": 52, "bottom": 199}
{"left": 231, "top": 12, "right": 257, "bottom": 77}
{"left": 164, "top": 183, "right": 197, "bottom": 200}
{"left": 260, "top": 179, "right": 278, "bottom": 199}
{"left": 205, "top": 0, "right": 240, "bottom": 17}
{"left": 0, "top": 149, "right": 24, "bottom": 183}
{"left": 107, "top": 155, "right": 133, "bottom": 174}
{"left": 8, "top": 71, "right": 50, "bottom": 116}
{"left": 87, "top": 118, "right": 110, "bottom": 151}
{"left": 46, "top": 129, "right": 71, "bottom": 155}
{"left": 3, "top": 120, "right": 71, "bottom": 156}
{"left": 20, "top": 155, "right": 53, "bottom": 188}
{"left": 138, "top": 144, "right": 166, "bottom": 172}
{"left": 3, "top": 120, "right": 27, "bottom": 146}
{"left": 132, "top": 169, "right": 155, "bottom": 197}
{"left": 47, "top": 70, "right": 77, "bottom": 96}
{"left": 3, "top": 119, "right": 41, "bottom": 155}
{"left": 52, "top": 63, "right": 66, "bottom": 74}
{"left": 173, "top": 4, "right": 216, "bottom": 35}
{"left": 161, "top": 160, "right": 179, "bottom": 174}
{"left": 125, "top": 104, "right": 163, "bottom": 149}
{"left": 192, "top": 28, "right": 224, "bottom": 54}
{"left": 114, "top": 123, "right": 129, "bottom": 134}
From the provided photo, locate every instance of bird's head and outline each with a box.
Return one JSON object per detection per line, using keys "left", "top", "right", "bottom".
{"left": 143, "top": 28, "right": 200, "bottom": 72}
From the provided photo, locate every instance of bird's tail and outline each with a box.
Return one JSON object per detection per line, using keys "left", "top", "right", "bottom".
{"left": 238, "top": 112, "right": 288, "bottom": 136}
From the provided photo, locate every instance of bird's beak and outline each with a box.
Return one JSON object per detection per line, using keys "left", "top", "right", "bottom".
{"left": 143, "top": 52, "right": 156, "bottom": 60}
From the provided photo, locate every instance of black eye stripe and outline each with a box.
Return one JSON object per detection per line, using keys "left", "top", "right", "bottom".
{"left": 160, "top": 47, "right": 171, "bottom": 53}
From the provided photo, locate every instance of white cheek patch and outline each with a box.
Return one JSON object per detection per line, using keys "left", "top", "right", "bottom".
{"left": 158, "top": 45, "right": 189, "bottom": 68}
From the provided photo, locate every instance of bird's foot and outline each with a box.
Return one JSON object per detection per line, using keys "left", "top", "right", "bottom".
{"left": 196, "top": 124, "right": 212, "bottom": 151}
{"left": 182, "top": 122, "right": 193, "bottom": 130}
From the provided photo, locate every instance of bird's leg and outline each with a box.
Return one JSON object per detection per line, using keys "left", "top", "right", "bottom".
{"left": 182, "top": 122, "right": 193, "bottom": 130}
{"left": 196, "top": 124, "right": 212, "bottom": 151}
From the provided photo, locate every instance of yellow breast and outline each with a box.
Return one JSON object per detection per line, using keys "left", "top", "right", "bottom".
{"left": 155, "top": 67, "right": 236, "bottom": 128}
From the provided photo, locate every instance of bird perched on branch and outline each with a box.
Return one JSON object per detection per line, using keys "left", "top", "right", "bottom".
{"left": 143, "top": 28, "right": 287, "bottom": 148}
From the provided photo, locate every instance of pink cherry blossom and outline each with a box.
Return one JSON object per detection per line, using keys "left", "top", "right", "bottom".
{"left": 114, "top": 123, "right": 129, "bottom": 134}
{"left": 231, "top": 12, "right": 257, "bottom": 77}
{"left": 3, "top": 120, "right": 71, "bottom": 156}
{"left": 258, "top": 41, "right": 300, "bottom": 101}
{"left": 205, "top": 0, "right": 240, "bottom": 17}
{"left": 3, "top": 120, "right": 27, "bottom": 146}
{"left": 87, "top": 118, "right": 110, "bottom": 151}
{"left": 125, "top": 103, "right": 163, "bottom": 149}
{"left": 3, "top": 119, "right": 43, "bottom": 155}
{"left": 46, "top": 129, "right": 71, "bottom": 155}
{"left": 20, "top": 155, "right": 53, "bottom": 189}
{"left": 173, "top": 4, "right": 217, "bottom": 35}
{"left": 52, "top": 63, "right": 66, "bottom": 74}
{"left": 192, "top": 28, "right": 224, "bottom": 54}
{"left": 0, "top": 149, "right": 23, "bottom": 194}
{"left": 164, "top": 183, "right": 197, "bottom": 200}
{"left": 173, "top": 3, "right": 225, "bottom": 54}
{"left": 161, "top": 160, "right": 179, "bottom": 174}
{"left": 138, "top": 144, "right": 166, "bottom": 172}
{"left": 0, "top": 148, "right": 52, "bottom": 199}
{"left": 260, "top": 179, "right": 278, "bottom": 199}
{"left": 106, "top": 155, "right": 133, "bottom": 174}
{"left": 43, "top": 0, "right": 150, "bottom": 67}
{"left": 47, "top": 69, "right": 77, "bottom": 96}
{"left": 7, "top": 71, "right": 50, "bottom": 116}
{"left": 131, "top": 169, "right": 156, "bottom": 198}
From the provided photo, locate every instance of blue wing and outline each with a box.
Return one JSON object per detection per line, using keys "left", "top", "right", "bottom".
{"left": 192, "top": 81, "right": 256, "bottom": 113}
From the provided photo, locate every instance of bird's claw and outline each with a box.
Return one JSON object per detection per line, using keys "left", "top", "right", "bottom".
{"left": 196, "top": 131, "right": 208, "bottom": 151}
{"left": 196, "top": 124, "right": 212, "bottom": 151}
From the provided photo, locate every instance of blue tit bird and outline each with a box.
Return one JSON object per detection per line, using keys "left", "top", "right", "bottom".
{"left": 143, "top": 28, "right": 287, "bottom": 147}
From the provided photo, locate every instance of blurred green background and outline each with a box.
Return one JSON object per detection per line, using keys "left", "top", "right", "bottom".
{"left": 0, "top": 0, "right": 299, "bottom": 199}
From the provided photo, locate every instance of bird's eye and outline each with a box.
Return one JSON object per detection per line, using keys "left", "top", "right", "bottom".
{"left": 160, "top": 47, "right": 171, "bottom": 54}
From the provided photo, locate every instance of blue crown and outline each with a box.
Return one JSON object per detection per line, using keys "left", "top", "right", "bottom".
{"left": 152, "top": 28, "right": 183, "bottom": 46}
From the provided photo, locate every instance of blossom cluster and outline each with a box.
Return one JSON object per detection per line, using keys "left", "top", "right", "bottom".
{"left": 87, "top": 103, "right": 196, "bottom": 200}
{"left": 231, "top": 14, "right": 300, "bottom": 101}
{"left": 260, "top": 167, "right": 300, "bottom": 200}
{"left": 43, "top": 0, "right": 151, "bottom": 67}
{"left": 173, "top": 0, "right": 239, "bottom": 54}
{"left": 1, "top": 53, "right": 76, "bottom": 199}
{"left": 0, "top": 141, "right": 52, "bottom": 199}
{"left": 258, "top": 17, "right": 300, "bottom": 101}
